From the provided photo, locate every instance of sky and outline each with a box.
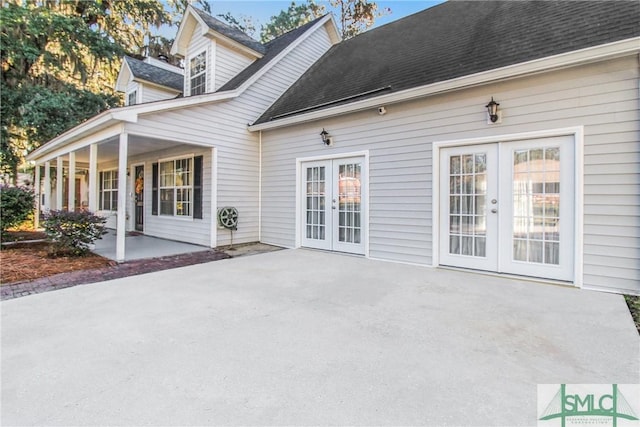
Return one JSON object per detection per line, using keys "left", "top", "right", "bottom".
{"left": 188, "top": 1, "right": 445, "bottom": 39}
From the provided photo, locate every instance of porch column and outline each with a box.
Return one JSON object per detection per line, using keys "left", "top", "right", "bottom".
{"left": 88, "top": 144, "right": 98, "bottom": 212}
{"left": 116, "top": 133, "right": 128, "bottom": 262}
{"left": 34, "top": 163, "right": 41, "bottom": 229}
{"left": 43, "top": 161, "right": 51, "bottom": 211}
{"left": 68, "top": 152, "right": 76, "bottom": 211}
{"left": 56, "top": 156, "right": 63, "bottom": 210}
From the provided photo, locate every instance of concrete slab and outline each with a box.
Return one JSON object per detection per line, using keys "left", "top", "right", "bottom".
{"left": 2, "top": 249, "right": 638, "bottom": 426}
{"left": 93, "top": 230, "right": 208, "bottom": 261}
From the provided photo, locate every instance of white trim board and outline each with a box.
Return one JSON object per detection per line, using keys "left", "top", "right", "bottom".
{"left": 295, "top": 150, "right": 370, "bottom": 257}
{"left": 249, "top": 38, "right": 640, "bottom": 131}
{"left": 431, "top": 126, "right": 584, "bottom": 287}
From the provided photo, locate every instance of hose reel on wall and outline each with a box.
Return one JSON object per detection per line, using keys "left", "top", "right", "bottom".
{"left": 217, "top": 206, "right": 238, "bottom": 248}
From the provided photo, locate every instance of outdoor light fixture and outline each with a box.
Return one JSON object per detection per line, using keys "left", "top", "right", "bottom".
{"left": 485, "top": 97, "right": 500, "bottom": 123}
{"left": 320, "top": 128, "right": 333, "bottom": 146}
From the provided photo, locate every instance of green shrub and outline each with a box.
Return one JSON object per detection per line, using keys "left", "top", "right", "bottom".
{"left": 43, "top": 210, "right": 107, "bottom": 256}
{"left": 0, "top": 185, "right": 35, "bottom": 236}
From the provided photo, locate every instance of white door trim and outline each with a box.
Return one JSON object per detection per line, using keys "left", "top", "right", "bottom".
{"left": 129, "top": 162, "right": 145, "bottom": 232}
{"left": 432, "top": 126, "right": 584, "bottom": 286}
{"left": 295, "top": 150, "right": 369, "bottom": 257}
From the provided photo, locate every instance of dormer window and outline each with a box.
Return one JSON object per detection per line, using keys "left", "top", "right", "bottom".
{"left": 128, "top": 90, "right": 137, "bottom": 106}
{"left": 190, "top": 51, "right": 207, "bottom": 96}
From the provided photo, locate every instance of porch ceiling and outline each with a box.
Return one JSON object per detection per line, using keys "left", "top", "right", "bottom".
{"left": 70, "top": 135, "right": 193, "bottom": 164}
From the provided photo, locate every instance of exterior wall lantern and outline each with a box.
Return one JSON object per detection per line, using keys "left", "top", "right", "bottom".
{"left": 320, "top": 128, "right": 333, "bottom": 146}
{"left": 485, "top": 97, "right": 500, "bottom": 123}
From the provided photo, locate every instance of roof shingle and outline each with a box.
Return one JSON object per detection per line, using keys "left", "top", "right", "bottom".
{"left": 192, "top": 7, "right": 266, "bottom": 55}
{"left": 124, "top": 56, "right": 183, "bottom": 92}
{"left": 256, "top": 0, "right": 640, "bottom": 124}
{"left": 217, "top": 15, "right": 328, "bottom": 92}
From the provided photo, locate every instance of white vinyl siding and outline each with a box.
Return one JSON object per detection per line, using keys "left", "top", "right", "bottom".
{"left": 140, "top": 85, "right": 178, "bottom": 103}
{"left": 185, "top": 25, "right": 212, "bottom": 96}
{"left": 127, "top": 23, "right": 335, "bottom": 247}
{"left": 260, "top": 55, "right": 639, "bottom": 294}
{"left": 126, "top": 81, "right": 138, "bottom": 106}
{"left": 214, "top": 43, "right": 254, "bottom": 90}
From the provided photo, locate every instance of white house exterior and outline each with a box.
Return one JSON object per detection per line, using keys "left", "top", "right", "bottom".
{"left": 115, "top": 56, "right": 184, "bottom": 106}
{"left": 27, "top": 6, "right": 340, "bottom": 261}
{"left": 249, "top": 1, "right": 640, "bottom": 295}
{"left": 27, "top": 2, "right": 639, "bottom": 295}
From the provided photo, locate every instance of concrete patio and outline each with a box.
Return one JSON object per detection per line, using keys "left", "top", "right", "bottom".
{"left": 2, "top": 249, "right": 638, "bottom": 426}
{"left": 93, "top": 229, "right": 208, "bottom": 261}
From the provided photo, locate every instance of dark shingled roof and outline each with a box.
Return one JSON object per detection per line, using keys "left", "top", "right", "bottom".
{"left": 124, "top": 56, "right": 183, "bottom": 92}
{"left": 192, "top": 7, "right": 266, "bottom": 55}
{"left": 218, "top": 15, "right": 328, "bottom": 92}
{"left": 256, "top": 0, "right": 640, "bottom": 124}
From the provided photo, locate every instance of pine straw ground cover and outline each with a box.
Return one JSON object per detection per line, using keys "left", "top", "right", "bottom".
{"left": 1, "top": 231, "right": 112, "bottom": 285}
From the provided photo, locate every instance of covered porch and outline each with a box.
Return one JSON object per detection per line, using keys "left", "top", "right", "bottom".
{"left": 93, "top": 230, "right": 209, "bottom": 261}
{"left": 28, "top": 120, "right": 216, "bottom": 262}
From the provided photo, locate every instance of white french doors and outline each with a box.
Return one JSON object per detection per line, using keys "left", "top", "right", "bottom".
{"left": 301, "top": 157, "right": 365, "bottom": 255}
{"left": 439, "top": 136, "right": 574, "bottom": 281}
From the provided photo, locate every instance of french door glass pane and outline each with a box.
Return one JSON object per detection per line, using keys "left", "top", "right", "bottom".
{"left": 337, "top": 163, "right": 361, "bottom": 244}
{"left": 448, "top": 153, "right": 487, "bottom": 257}
{"left": 305, "top": 166, "right": 326, "bottom": 240}
{"left": 512, "top": 147, "right": 561, "bottom": 265}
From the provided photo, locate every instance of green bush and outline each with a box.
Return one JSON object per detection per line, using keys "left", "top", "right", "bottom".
{"left": 0, "top": 185, "right": 35, "bottom": 235}
{"left": 43, "top": 210, "right": 107, "bottom": 256}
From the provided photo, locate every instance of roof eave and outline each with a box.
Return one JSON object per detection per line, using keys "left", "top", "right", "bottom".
{"left": 115, "top": 59, "right": 132, "bottom": 92}
{"left": 204, "top": 29, "right": 264, "bottom": 58}
{"left": 132, "top": 77, "right": 183, "bottom": 94}
{"left": 26, "top": 90, "right": 242, "bottom": 162}
{"left": 26, "top": 111, "right": 122, "bottom": 161}
{"left": 232, "top": 15, "right": 337, "bottom": 93}
{"left": 249, "top": 36, "right": 640, "bottom": 132}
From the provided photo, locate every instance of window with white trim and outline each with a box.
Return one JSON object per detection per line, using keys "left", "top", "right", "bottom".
{"left": 189, "top": 51, "right": 206, "bottom": 96}
{"left": 99, "top": 170, "right": 118, "bottom": 211}
{"left": 159, "top": 157, "right": 192, "bottom": 217}
{"left": 128, "top": 90, "right": 137, "bottom": 106}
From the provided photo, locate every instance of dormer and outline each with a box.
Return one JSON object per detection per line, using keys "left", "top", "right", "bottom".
{"left": 170, "top": 6, "right": 266, "bottom": 95}
{"left": 115, "top": 56, "right": 183, "bottom": 105}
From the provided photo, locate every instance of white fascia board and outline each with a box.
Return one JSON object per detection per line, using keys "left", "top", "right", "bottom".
{"left": 29, "top": 89, "right": 240, "bottom": 162}
{"left": 248, "top": 37, "right": 640, "bottom": 131}
{"left": 26, "top": 111, "right": 118, "bottom": 161}
{"left": 171, "top": 6, "right": 199, "bottom": 57}
{"left": 35, "top": 124, "right": 124, "bottom": 164}
{"left": 132, "top": 90, "right": 238, "bottom": 116}
{"left": 205, "top": 30, "right": 264, "bottom": 59}
{"left": 133, "top": 78, "right": 183, "bottom": 94}
{"left": 234, "top": 14, "right": 335, "bottom": 94}
{"left": 115, "top": 59, "right": 132, "bottom": 92}
{"left": 324, "top": 15, "right": 342, "bottom": 45}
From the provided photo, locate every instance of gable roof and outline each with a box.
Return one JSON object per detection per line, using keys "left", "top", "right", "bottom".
{"left": 218, "top": 15, "right": 330, "bottom": 92}
{"left": 255, "top": 0, "right": 640, "bottom": 125}
{"left": 191, "top": 7, "right": 266, "bottom": 55}
{"left": 123, "top": 56, "right": 183, "bottom": 92}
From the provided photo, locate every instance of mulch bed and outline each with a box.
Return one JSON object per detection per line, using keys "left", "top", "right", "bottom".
{"left": 1, "top": 242, "right": 113, "bottom": 284}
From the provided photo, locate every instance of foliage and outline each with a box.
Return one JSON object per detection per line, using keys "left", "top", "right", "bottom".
{"left": 331, "top": 0, "right": 391, "bottom": 39}
{"left": 1, "top": 80, "right": 120, "bottom": 178}
{"left": 259, "top": 0, "right": 389, "bottom": 43}
{"left": 43, "top": 210, "right": 107, "bottom": 257}
{"left": 260, "top": 1, "right": 324, "bottom": 42}
{"left": 216, "top": 11, "right": 258, "bottom": 39}
{"left": 0, "top": 185, "right": 35, "bottom": 236}
{"left": 624, "top": 295, "right": 640, "bottom": 335}
{"left": 0, "top": 0, "right": 208, "bottom": 182}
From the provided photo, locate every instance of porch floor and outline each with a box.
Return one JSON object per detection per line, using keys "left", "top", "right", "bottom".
{"left": 93, "top": 230, "right": 208, "bottom": 261}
